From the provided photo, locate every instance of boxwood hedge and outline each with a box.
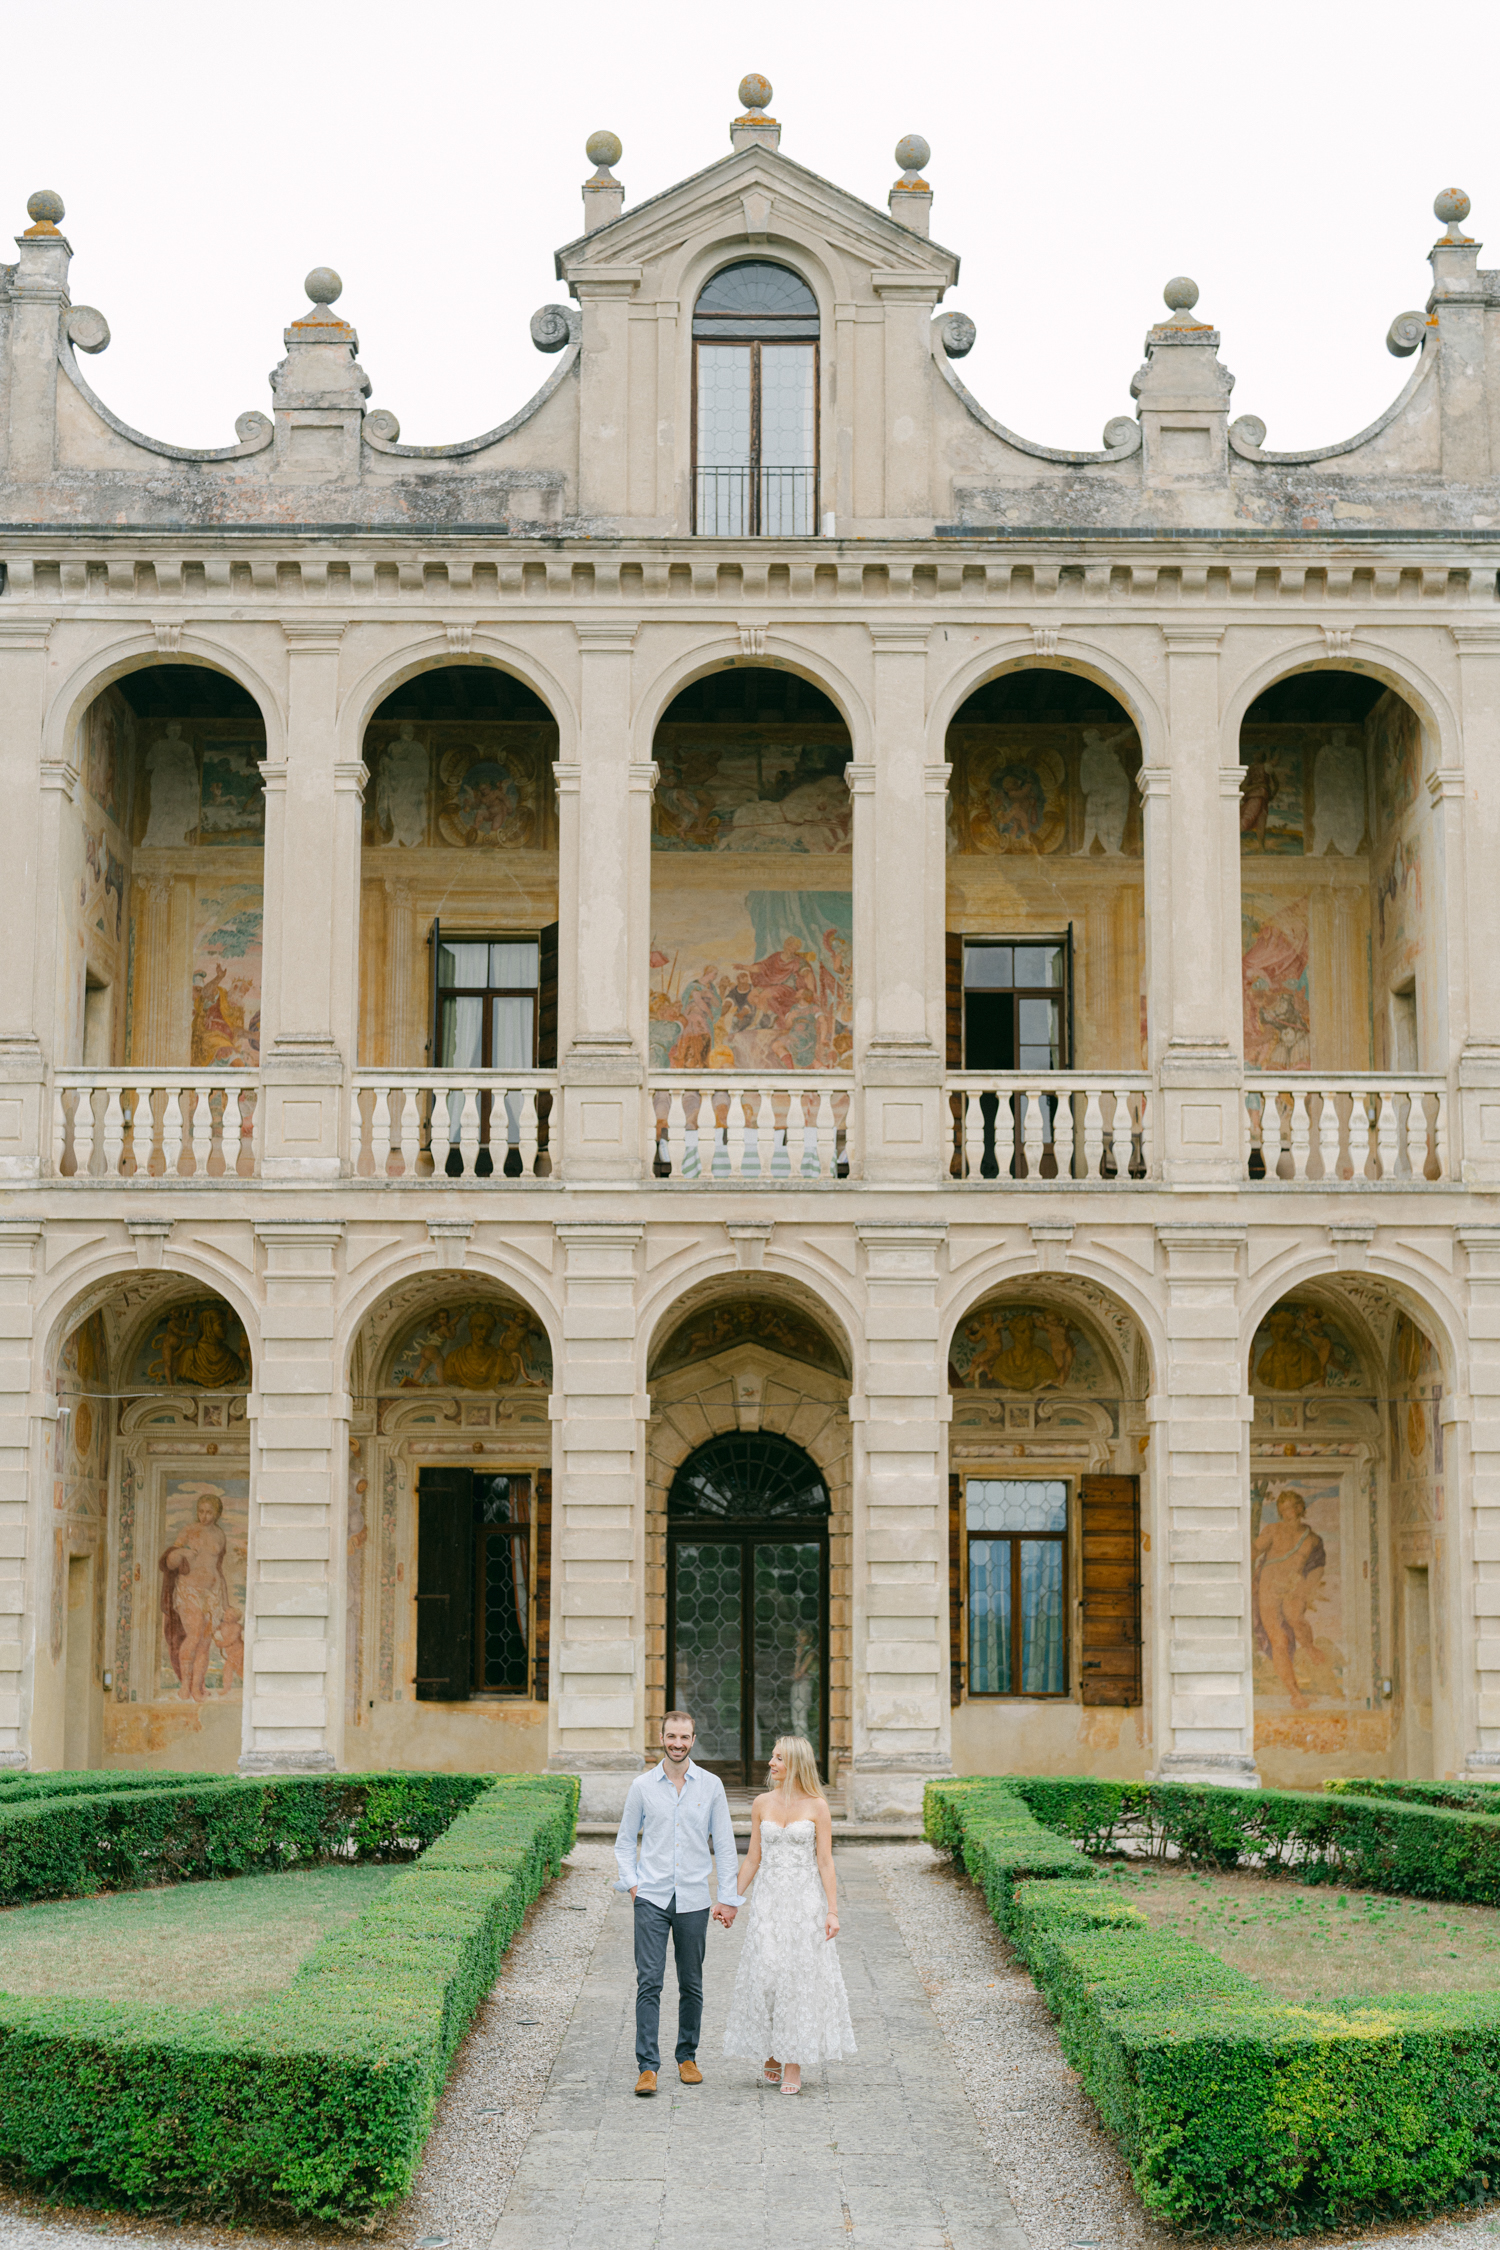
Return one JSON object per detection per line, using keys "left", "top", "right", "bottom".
{"left": 0, "top": 1769, "right": 576, "bottom": 2220}
{"left": 927, "top": 1776, "right": 1500, "bottom": 2233}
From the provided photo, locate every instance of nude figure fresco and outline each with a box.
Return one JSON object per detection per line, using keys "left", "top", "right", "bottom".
{"left": 157, "top": 1477, "right": 248, "bottom": 1702}
{"left": 1250, "top": 1478, "right": 1343, "bottom": 1709}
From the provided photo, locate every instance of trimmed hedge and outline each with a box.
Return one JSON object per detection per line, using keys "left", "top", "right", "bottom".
{"left": 0, "top": 1770, "right": 576, "bottom": 2219}
{"left": 0, "top": 1770, "right": 205, "bottom": 1800}
{"left": 1325, "top": 1776, "right": 1500, "bottom": 1815}
{"left": 927, "top": 1777, "right": 1500, "bottom": 2232}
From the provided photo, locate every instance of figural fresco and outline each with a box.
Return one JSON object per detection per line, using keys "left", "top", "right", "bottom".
{"left": 948, "top": 1303, "right": 1107, "bottom": 1392}
{"left": 1241, "top": 892, "right": 1310, "bottom": 1071}
{"left": 948, "top": 730, "right": 1143, "bottom": 858}
{"left": 653, "top": 737, "right": 852, "bottom": 853}
{"left": 1389, "top": 1314, "right": 1445, "bottom": 1548}
{"left": 386, "top": 1301, "right": 552, "bottom": 1390}
{"left": 651, "top": 1298, "right": 847, "bottom": 1380}
{"left": 190, "top": 881, "right": 263, "bottom": 1067}
{"left": 157, "top": 1475, "right": 248, "bottom": 1702}
{"left": 128, "top": 1299, "right": 251, "bottom": 1390}
{"left": 1250, "top": 1298, "right": 1363, "bottom": 1390}
{"left": 649, "top": 890, "right": 852, "bottom": 1072}
{"left": 1251, "top": 1475, "right": 1343, "bottom": 1711}
{"left": 362, "top": 724, "right": 552, "bottom": 851}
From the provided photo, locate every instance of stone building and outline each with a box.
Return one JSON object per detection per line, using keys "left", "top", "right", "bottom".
{"left": 2, "top": 77, "right": 1498, "bottom": 1812}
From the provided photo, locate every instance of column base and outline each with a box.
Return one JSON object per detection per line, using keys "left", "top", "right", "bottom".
{"left": 0, "top": 1750, "right": 28, "bottom": 1770}
{"left": 550, "top": 1749, "right": 644, "bottom": 1820}
{"left": 237, "top": 1750, "right": 338, "bottom": 1775}
{"left": 850, "top": 1754, "right": 952, "bottom": 1823}
{"left": 1465, "top": 1752, "right": 1500, "bottom": 1773}
{"left": 1153, "top": 1751, "right": 1261, "bottom": 1789}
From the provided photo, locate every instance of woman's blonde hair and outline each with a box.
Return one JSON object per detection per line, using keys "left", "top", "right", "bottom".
{"left": 771, "top": 1734, "right": 826, "bottom": 1801}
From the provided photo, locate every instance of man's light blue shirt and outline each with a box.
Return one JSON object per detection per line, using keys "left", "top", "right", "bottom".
{"left": 613, "top": 1758, "right": 740, "bottom": 1912}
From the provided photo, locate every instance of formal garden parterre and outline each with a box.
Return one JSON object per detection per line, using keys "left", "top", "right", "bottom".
{"left": 0, "top": 1767, "right": 576, "bottom": 2221}
{"left": 926, "top": 1774, "right": 1500, "bottom": 2235}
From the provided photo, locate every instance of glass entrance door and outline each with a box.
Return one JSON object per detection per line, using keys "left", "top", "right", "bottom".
{"left": 669, "top": 1533, "right": 825, "bottom": 1784}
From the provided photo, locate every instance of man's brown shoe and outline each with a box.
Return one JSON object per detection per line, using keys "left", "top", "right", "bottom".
{"left": 678, "top": 2059, "right": 703, "bottom": 2085}
{"left": 634, "top": 2070, "right": 657, "bottom": 2097}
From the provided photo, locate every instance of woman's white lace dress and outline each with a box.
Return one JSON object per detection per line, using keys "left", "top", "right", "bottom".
{"left": 722, "top": 1818, "right": 857, "bottom": 2070}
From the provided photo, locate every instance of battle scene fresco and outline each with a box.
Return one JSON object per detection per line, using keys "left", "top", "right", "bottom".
{"left": 156, "top": 1473, "right": 248, "bottom": 1703}
{"left": 649, "top": 888, "right": 852, "bottom": 1072}
{"left": 385, "top": 1301, "right": 552, "bottom": 1390}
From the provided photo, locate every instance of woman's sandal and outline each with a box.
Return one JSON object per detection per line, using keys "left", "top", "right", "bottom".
{"left": 763, "top": 2059, "right": 782, "bottom": 2085}
{"left": 779, "top": 2078, "right": 802, "bottom": 2097}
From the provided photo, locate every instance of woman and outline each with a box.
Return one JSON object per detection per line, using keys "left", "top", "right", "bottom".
{"left": 722, "top": 1735, "right": 855, "bottom": 2095}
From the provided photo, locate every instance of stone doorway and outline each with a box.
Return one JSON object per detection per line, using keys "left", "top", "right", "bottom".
{"left": 666, "top": 1432, "right": 829, "bottom": 1786}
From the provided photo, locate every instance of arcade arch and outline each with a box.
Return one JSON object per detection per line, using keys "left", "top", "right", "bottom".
{"left": 1246, "top": 1276, "right": 1454, "bottom": 1787}
{"left": 645, "top": 1281, "right": 852, "bottom": 1790}
{"left": 62, "top": 665, "right": 267, "bottom": 1076}
{"left": 342, "top": 1276, "right": 555, "bottom": 1771}
{"left": 38, "top": 1275, "right": 253, "bottom": 1774}
{"left": 945, "top": 1279, "right": 1151, "bottom": 1779}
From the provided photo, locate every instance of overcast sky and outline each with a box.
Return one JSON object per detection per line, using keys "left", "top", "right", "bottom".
{"left": 5, "top": 0, "right": 1495, "bottom": 460}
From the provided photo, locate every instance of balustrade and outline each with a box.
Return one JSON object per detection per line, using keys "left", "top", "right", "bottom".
{"left": 945, "top": 1076, "right": 1153, "bottom": 1182}
{"left": 53, "top": 1074, "right": 259, "bottom": 1178}
{"left": 1244, "top": 1076, "right": 1447, "bottom": 1182}
{"left": 352, "top": 1074, "right": 553, "bottom": 1181}
{"left": 651, "top": 1077, "right": 851, "bottom": 1181}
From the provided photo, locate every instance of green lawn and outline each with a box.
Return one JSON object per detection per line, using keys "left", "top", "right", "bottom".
{"left": 1115, "top": 1859, "right": 1500, "bottom": 2000}
{"left": 0, "top": 1863, "right": 395, "bottom": 2012}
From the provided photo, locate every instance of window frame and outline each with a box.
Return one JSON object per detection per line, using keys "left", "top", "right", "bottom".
{"left": 690, "top": 261, "right": 821, "bottom": 538}
{"left": 432, "top": 932, "right": 543, "bottom": 1072}
{"left": 963, "top": 1472, "right": 1072, "bottom": 1701}
{"left": 960, "top": 933, "right": 1074, "bottom": 1073}
{"left": 413, "top": 1460, "right": 546, "bottom": 1703}
{"left": 471, "top": 1470, "right": 535, "bottom": 1696}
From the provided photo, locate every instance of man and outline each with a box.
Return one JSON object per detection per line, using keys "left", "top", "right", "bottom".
{"left": 614, "top": 1709, "right": 739, "bottom": 2096}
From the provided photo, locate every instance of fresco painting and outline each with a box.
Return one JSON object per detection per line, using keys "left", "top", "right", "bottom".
{"left": 959, "top": 743, "right": 1068, "bottom": 854}
{"left": 948, "top": 1303, "right": 1107, "bottom": 1392}
{"left": 197, "top": 743, "right": 264, "bottom": 844}
{"left": 156, "top": 1473, "right": 248, "bottom": 1702}
{"left": 1310, "top": 731, "right": 1368, "bottom": 856}
{"left": 1374, "top": 693, "right": 1424, "bottom": 831}
{"left": 649, "top": 889, "right": 852, "bottom": 1072}
{"left": 653, "top": 1298, "right": 846, "bottom": 1379}
{"left": 1390, "top": 1314, "right": 1444, "bottom": 1533}
{"left": 1238, "top": 741, "right": 1306, "bottom": 854}
{"left": 129, "top": 1299, "right": 251, "bottom": 1390}
{"left": 1375, "top": 832, "right": 1422, "bottom": 964}
{"left": 387, "top": 1300, "right": 552, "bottom": 1390}
{"left": 191, "top": 882, "right": 262, "bottom": 1066}
{"left": 373, "top": 724, "right": 431, "bottom": 847}
{"left": 1251, "top": 1474, "right": 1344, "bottom": 1709}
{"left": 435, "top": 744, "right": 540, "bottom": 848}
{"left": 653, "top": 737, "right": 852, "bottom": 854}
{"left": 1250, "top": 1299, "right": 1363, "bottom": 1391}
{"left": 141, "top": 721, "right": 200, "bottom": 846}
{"left": 83, "top": 694, "right": 126, "bottom": 828}
{"left": 1241, "top": 892, "right": 1310, "bottom": 1070}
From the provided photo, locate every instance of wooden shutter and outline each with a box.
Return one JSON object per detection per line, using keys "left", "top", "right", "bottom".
{"left": 532, "top": 1468, "right": 552, "bottom": 1702}
{"left": 536, "top": 921, "right": 559, "bottom": 1068}
{"left": 949, "top": 1470, "right": 965, "bottom": 1706}
{"left": 425, "top": 917, "right": 442, "bottom": 1064}
{"left": 415, "top": 1467, "right": 473, "bottom": 1701}
{"left": 945, "top": 932, "right": 963, "bottom": 1070}
{"left": 1078, "top": 1475, "right": 1141, "bottom": 1705}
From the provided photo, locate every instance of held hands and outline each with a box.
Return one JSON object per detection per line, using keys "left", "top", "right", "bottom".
{"left": 711, "top": 1903, "right": 738, "bottom": 1928}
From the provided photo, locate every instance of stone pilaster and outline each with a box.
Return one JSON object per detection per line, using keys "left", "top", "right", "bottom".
{"left": 548, "top": 1222, "right": 645, "bottom": 1816}
{"left": 1152, "top": 1222, "right": 1258, "bottom": 1787}
{"left": 1459, "top": 1225, "right": 1500, "bottom": 1770}
{"left": 851, "top": 1222, "right": 951, "bottom": 1818}
{"left": 240, "top": 1221, "right": 345, "bottom": 1773}
{"left": 0, "top": 1222, "right": 43, "bottom": 1765}
{"left": 0, "top": 623, "right": 52, "bottom": 1178}
{"left": 1450, "top": 629, "right": 1500, "bottom": 1184}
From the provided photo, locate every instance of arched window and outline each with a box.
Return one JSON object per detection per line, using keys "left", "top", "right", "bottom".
{"left": 693, "top": 261, "right": 819, "bottom": 537}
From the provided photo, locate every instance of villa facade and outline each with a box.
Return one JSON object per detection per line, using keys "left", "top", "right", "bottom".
{"left": 2, "top": 82, "right": 1499, "bottom": 1811}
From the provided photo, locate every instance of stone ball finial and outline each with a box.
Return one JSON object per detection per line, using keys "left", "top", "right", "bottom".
{"left": 1434, "top": 186, "right": 1471, "bottom": 229}
{"left": 738, "top": 73, "right": 773, "bottom": 112}
{"left": 305, "top": 266, "right": 342, "bottom": 306}
{"left": 586, "top": 129, "right": 623, "bottom": 171}
{"left": 25, "top": 189, "right": 64, "bottom": 230}
{"left": 1162, "top": 276, "right": 1199, "bottom": 314}
{"left": 895, "top": 134, "right": 931, "bottom": 175}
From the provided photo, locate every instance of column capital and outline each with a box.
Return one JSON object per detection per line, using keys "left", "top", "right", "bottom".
{"left": 844, "top": 761, "right": 876, "bottom": 795}
{"left": 1136, "top": 764, "right": 1171, "bottom": 800}
{"left": 1450, "top": 624, "right": 1500, "bottom": 653}
{"left": 627, "top": 759, "right": 659, "bottom": 796}
{"left": 1428, "top": 765, "right": 1466, "bottom": 803}
{"left": 333, "top": 759, "right": 368, "bottom": 794}
{"left": 552, "top": 759, "right": 583, "bottom": 795}
{"left": 923, "top": 761, "right": 952, "bottom": 795}
{"left": 1219, "top": 763, "right": 1249, "bottom": 797}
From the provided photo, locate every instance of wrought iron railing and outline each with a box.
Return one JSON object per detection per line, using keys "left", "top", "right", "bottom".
{"left": 694, "top": 465, "right": 818, "bottom": 536}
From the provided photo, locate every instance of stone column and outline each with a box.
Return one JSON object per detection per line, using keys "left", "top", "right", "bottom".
{"left": 1458, "top": 1224, "right": 1500, "bottom": 1772}
{"left": 1450, "top": 628, "right": 1500, "bottom": 1183}
{"left": 1151, "top": 1222, "right": 1258, "bottom": 1787}
{"left": 547, "top": 1222, "right": 645, "bottom": 1817}
{"left": 1155, "top": 627, "right": 1243, "bottom": 1184}
{"left": 0, "top": 1221, "right": 43, "bottom": 1765}
{"left": 0, "top": 624, "right": 55, "bottom": 1178}
{"left": 851, "top": 1222, "right": 952, "bottom": 1819}
{"left": 560, "top": 625, "right": 644, "bottom": 1181}
{"left": 241, "top": 1221, "right": 346, "bottom": 1773}
{"left": 861, "top": 625, "right": 945, "bottom": 1183}
{"left": 258, "top": 624, "right": 350, "bottom": 1180}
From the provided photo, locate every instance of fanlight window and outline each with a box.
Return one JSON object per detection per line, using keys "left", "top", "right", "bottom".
{"left": 693, "top": 261, "right": 819, "bottom": 537}
{"left": 668, "top": 1431, "right": 829, "bottom": 1520}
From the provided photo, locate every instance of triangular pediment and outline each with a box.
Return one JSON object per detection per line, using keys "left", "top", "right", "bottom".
{"left": 555, "top": 143, "right": 958, "bottom": 297}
